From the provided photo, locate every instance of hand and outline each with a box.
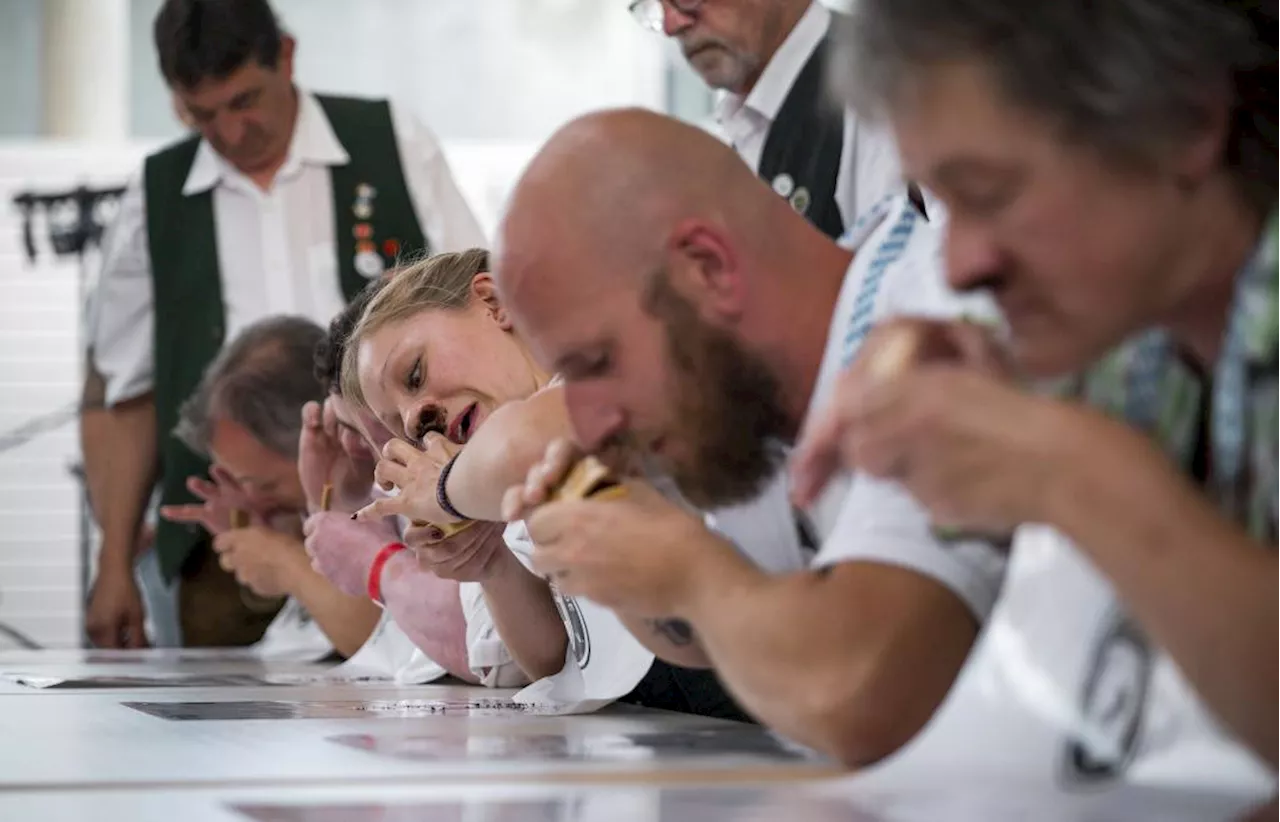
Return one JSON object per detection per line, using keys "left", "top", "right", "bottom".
{"left": 791, "top": 318, "right": 1079, "bottom": 533}
{"left": 211, "top": 526, "right": 308, "bottom": 598}
{"left": 402, "top": 519, "right": 507, "bottom": 582}
{"left": 500, "top": 438, "right": 583, "bottom": 522}
{"left": 85, "top": 565, "right": 149, "bottom": 648}
{"left": 354, "top": 435, "right": 463, "bottom": 524}
{"left": 159, "top": 464, "right": 265, "bottom": 535}
{"left": 298, "top": 398, "right": 376, "bottom": 514}
{"left": 524, "top": 480, "right": 729, "bottom": 618}
{"left": 302, "top": 512, "right": 399, "bottom": 598}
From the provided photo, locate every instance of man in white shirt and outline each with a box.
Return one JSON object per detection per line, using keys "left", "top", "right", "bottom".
{"left": 82, "top": 0, "right": 484, "bottom": 648}
{"left": 494, "top": 109, "right": 1005, "bottom": 766}
{"left": 628, "top": 0, "right": 904, "bottom": 239}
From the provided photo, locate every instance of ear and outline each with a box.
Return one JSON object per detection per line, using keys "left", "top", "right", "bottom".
{"left": 471, "top": 273, "right": 514, "bottom": 331}
{"left": 277, "top": 35, "right": 297, "bottom": 79}
{"left": 667, "top": 219, "right": 746, "bottom": 322}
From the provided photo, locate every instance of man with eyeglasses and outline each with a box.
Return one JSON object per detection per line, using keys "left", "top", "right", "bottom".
{"left": 629, "top": 0, "right": 904, "bottom": 243}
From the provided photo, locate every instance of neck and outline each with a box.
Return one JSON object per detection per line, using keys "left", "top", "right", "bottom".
{"left": 760, "top": 230, "right": 853, "bottom": 438}
{"left": 737, "top": 2, "right": 811, "bottom": 97}
{"left": 1163, "top": 189, "right": 1264, "bottom": 368}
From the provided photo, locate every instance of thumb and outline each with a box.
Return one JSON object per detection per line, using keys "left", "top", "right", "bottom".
{"left": 789, "top": 402, "right": 845, "bottom": 509}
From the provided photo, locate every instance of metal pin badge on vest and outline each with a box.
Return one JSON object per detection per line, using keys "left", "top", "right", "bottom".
{"left": 354, "top": 249, "right": 385, "bottom": 278}
{"left": 771, "top": 173, "right": 795, "bottom": 198}
{"left": 789, "top": 186, "right": 812, "bottom": 216}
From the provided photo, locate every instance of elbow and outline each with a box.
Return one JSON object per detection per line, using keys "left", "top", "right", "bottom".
{"left": 795, "top": 688, "right": 924, "bottom": 769}
{"left": 518, "top": 641, "right": 568, "bottom": 683}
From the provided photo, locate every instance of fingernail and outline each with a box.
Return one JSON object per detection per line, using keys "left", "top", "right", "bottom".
{"left": 349, "top": 513, "right": 357, "bottom": 520}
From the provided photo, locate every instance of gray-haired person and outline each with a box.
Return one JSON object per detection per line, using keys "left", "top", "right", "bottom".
{"left": 165, "top": 316, "right": 380, "bottom": 655}
{"left": 793, "top": 0, "right": 1277, "bottom": 781}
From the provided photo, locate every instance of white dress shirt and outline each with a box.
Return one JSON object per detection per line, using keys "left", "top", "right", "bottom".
{"left": 90, "top": 91, "right": 487, "bottom": 407}
{"left": 714, "top": 2, "right": 903, "bottom": 234}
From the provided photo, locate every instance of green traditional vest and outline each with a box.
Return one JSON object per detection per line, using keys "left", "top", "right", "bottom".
{"left": 146, "top": 94, "right": 429, "bottom": 581}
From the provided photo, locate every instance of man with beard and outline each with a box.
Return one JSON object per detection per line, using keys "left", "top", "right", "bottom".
{"left": 791, "top": 0, "right": 1276, "bottom": 792}
{"left": 494, "top": 109, "right": 1006, "bottom": 767}
{"left": 82, "top": 0, "right": 484, "bottom": 648}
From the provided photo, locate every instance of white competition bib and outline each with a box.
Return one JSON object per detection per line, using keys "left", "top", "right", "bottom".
{"left": 858, "top": 526, "right": 1273, "bottom": 811}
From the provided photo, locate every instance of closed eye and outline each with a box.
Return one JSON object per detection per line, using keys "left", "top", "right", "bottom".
{"left": 405, "top": 357, "right": 424, "bottom": 392}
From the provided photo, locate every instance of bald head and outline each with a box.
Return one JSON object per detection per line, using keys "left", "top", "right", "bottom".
{"left": 496, "top": 108, "right": 802, "bottom": 306}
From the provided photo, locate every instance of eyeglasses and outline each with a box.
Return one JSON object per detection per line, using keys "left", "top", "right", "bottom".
{"left": 627, "top": 0, "right": 706, "bottom": 33}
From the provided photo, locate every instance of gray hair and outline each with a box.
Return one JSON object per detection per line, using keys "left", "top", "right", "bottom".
{"left": 836, "top": 0, "right": 1276, "bottom": 214}
{"left": 176, "top": 316, "right": 327, "bottom": 459}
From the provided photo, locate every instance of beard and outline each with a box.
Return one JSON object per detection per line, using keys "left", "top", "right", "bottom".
{"left": 638, "top": 269, "right": 792, "bottom": 509}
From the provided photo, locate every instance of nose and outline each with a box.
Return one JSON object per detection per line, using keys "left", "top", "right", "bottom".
{"left": 943, "top": 217, "right": 1005, "bottom": 294}
{"left": 212, "top": 112, "right": 246, "bottom": 149}
{"left": 563, "top": 382, "right": 626, "bottom": 453}
{"left": 400, "top": 399, "right": 442, "bottom": 444}
{"left": 662, "top": 3, "right": 696, "bottom": 36}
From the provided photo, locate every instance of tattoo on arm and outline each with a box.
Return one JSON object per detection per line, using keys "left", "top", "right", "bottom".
{"left": 647, "top": 617, "right": 694, "bottom": 647}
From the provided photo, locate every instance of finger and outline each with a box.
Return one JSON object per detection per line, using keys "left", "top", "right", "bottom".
{"left": 210, "top": 464, "right": 243, "bottom": 493}
{"left": 302, "top": 400, "right": 323, "bottom": 430}
{"left": 381, "top": 438, "right": 419, "bottom": 467}
{"left": 212, "top": 532, "right": 235, "bottom": 554}
{"left": 302, "top": 512, "right": 326, "bottom": 538}
{"left": 789, "top": 397, "right": 848, "bottom": 508}
{"left": 543, "top": 439, "right": 581, "bottom": 486}
{"left": 186, "top": 476, "right": 217, "bottom": 502}
{"left": 525, "top": 501, "right": 575, "bottom": 546}
{"left": 420, "top": 432, "right": 456, "bottom": 460}
{"left": 321, "top": 395, "right": 341, "bottom": 441}
{"left": 160, "top": 504, "right": 207, "bottom": 524}
{"left": 124, "top": 613, "right": 148, "bottom": 649}
{"left": 500, "top": 484, "right": 527, "bottom": 522}
{"left": 373, "top": 458, "right": 411, "bottom": 491}
{"left": 218, "top": 550, "right": 235, "bottom": 572}
{"left": 353, "top": 495, "right": 403, "bottom": 523}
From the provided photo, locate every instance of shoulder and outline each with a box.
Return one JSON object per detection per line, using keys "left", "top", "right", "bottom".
{"left": 142, "top": 133, "right": 202, "bottom": 183}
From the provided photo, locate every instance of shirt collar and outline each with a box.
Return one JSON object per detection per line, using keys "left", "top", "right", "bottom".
{"left": 713, "top": 2, "right": 831, "bottom": 128}
{"left": 182, "top": 90, "right": 350, "bottom": 196}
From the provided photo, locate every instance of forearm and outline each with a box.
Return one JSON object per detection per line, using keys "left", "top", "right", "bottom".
{"left": 679, "top": 546, "right": 976, "bottom": 767}
{"left": 618, "top": 613, "right": 713, "bottom": 669}
{"left": 285, "top": 560, "right": 382, "bottom": 659}
{"left": 448, "top": 390, "right": 570, "bottom": 522}
{"left": 381, "top": 555, "right": 475, "bottom": 681}
{"left": 1053, "top": 441, "right": 1278, "bottom": 765}
{"left": 479, "top": 551, "right": 567, "bottom": 681}
{"left": 80, "top": 393, "right": 158, "bottom": 572}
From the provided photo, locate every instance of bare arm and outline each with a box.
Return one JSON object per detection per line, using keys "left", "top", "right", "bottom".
{"left": 479, "top": 548, "right": 568, "bottom": 682}
{"left": 618, "top": 613, "right": 714, "bottom": 669}
{"left": 1052, "top": 425, "right": 1278, "bottom": 766}
{"left": 446, "top": 386, "right": 570, "bottom": 522}
{"left": 81, "top": 377, "right": 159, "bottom": 648}
{"left": 284, "top": 560, "right": 382, "bottom": 660}
{"left": 380, "top": 554, "right": 475, "bottom": 681}
{"left": 680, "top": 544, "right": 977, "bottom": 767}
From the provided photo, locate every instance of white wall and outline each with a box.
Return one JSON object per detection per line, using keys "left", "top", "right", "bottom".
{"left": 129, "top": 0, "right": 672, "bottom": 143}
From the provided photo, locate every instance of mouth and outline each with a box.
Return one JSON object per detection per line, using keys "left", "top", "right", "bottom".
{"left": 447, "top": 403, "right": 481, "bottom": 445}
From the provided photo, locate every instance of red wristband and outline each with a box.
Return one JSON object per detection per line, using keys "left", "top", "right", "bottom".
{"left": 367, "top": 542, "right": 407, "bottom": 604}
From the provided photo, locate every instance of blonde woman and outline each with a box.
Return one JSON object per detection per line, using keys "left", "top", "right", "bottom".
{"left": 344, "top": 250, "right": 750, "bottom": 719}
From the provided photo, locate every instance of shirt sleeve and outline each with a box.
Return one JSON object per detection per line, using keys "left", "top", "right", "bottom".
{"left": 814, "top": 473, "right": 1008, "bottom": 622}
{"left": 387, "top": 103, "right": 489, "bottom": 252}
{"left": 455, "top": 520, "right": 540, "bottom": 688}
{"left": 88, "top": 172, "right": 157, "bottom": 406}
{"left": 837, "top": 113, "right": 904, "bottom": 237}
